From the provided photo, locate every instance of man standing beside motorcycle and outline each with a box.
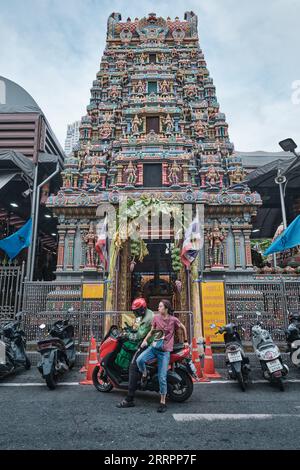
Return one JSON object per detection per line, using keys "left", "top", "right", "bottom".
{"left": 116, "top": 298, "right": 154, "bottom": 406}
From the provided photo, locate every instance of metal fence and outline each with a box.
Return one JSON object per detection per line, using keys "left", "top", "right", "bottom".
{"left": 0, "top": 261, "right": 25, "bottom": 320}
{"left": 22, "top": 309, "right": 193, "bottom": 347}
{"left": 225, "top": 279, "right": 300, "bottom": 342}
{"left": 21, "top": 280, "right": 193, "bottom": 346}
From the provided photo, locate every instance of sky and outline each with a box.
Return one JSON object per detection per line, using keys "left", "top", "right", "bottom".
{"left": 0, "top": 0, "right": 299, "bottom": 152}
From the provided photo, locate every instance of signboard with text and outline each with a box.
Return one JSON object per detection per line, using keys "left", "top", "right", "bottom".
{"left": 201, "top": 281, "right": 226, "bottom": 343}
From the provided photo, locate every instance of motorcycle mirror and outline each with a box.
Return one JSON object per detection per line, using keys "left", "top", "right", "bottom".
{"left": 236, "top": 315, "right": 243, "bottom": 319}
{"left": 68, "top": 307, "right": 74, "bottom": 313}
{"left": 39, "top": 324, "right": 46, "bottom": 330}
{"left": 255, "top": 311, "right": 262, "bottom": 316}
{"left": 210, "top": 323, "right": 216, "bottom": 329}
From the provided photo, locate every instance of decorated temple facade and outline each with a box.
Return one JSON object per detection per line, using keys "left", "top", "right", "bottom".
{"left": 47, "top": 12, "right": 261, "bottom": 320}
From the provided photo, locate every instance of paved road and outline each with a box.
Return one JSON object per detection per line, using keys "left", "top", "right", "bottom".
{"left": 1, "top": 368, "right": 300, "bottom": 450}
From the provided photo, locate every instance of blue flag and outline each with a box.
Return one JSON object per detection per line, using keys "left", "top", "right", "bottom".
{"left": 264, "top": 215, "right": 300, "bottom": 256}
{"left": 0, "top": 218, "right": 32, "bottom": 260}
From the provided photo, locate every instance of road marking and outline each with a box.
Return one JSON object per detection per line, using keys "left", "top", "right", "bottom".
{"left": 173, "top": 413, "right": 300, "bottom": 422}
{"left": 0, "top": 382, "right": 80, "bottom": 387}
{"left": 193, "top": 379, "right": 300, "bottom": 384}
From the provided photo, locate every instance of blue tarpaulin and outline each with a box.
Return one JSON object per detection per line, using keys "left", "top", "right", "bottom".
{"left": 0, "top": 219, "right": 32, "bottom": 259}
{"left": 264, "top": 215, "right": 300, "bottom": 256}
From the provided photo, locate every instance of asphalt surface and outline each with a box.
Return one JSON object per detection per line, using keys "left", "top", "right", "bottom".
{"left": 1, "top": 367, "right": 300, "bottom": 450}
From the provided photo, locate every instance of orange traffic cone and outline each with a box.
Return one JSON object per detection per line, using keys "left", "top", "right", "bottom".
{"left": 80, "top": 336, "right": 98, "bottom": 385}
{"left": 203, "top": 336, "right": 221, "bottom": 378}
{"left": 192, "top": 337, "right": 210, "bottom": 383}
{"left": 80, "top": 342, "right": 90, "bottom": 373}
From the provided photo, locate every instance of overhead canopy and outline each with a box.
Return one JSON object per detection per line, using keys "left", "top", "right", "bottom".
{"left": 245, "top": 157, "right": 300, "bottom": 190}
{"left": 0, "top": 172, "right": 17, "bottom": 190}
{"left": 0, "top": 76, "right": 42, "bottom": 115}
{"left": 0, "top": 149, "right": 35, "bottom": 180}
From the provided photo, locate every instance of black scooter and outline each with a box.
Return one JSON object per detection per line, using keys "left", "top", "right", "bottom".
{"left": 37, "top": 309, "right": 76, "bottom": 389}
{"left": 0, "top": 313, "right": 31, "bottom": 378}
{"left": 285, "top": 312, "right": 300, "bottom": 369}
{"left": 211, "top": 320, "right": 250, "bottom": 391}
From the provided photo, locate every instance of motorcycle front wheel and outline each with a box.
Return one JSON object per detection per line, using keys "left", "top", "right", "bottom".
{"left": 168, "top": 369, "right": 193, "bottom": 403}
{"left": 92, "top": 366, "right": 113, "bottom": 392}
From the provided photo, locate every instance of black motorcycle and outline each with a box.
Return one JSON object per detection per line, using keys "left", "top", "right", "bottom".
{"left": 37, "top": 310, "right": 76, "bottom": 390}
{"left": 0, "top": 313, "right": 31, "bottom": 378}
{"left": 212, "top": 321, "right": 250, "bottom": 391}
{"left": 285, "top": 312, "right": 300, "bottom": 369}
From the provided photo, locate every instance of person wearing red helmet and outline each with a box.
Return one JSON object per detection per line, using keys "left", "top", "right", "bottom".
{"left": 115, "top": 297, "right": 154, "bottom": 408}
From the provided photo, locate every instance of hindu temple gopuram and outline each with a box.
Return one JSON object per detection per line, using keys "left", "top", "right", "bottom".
{"left": 47, "top": 12, "right": 262, "bottom": 320}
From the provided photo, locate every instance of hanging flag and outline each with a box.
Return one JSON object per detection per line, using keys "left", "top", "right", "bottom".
{"left": 95, "top": 216, "right": 108, "bottom": 270}
{"left": 180, "top": 214, "right": 203, "bottom": 268}
{"left": 264, "top": 215, "right": 300, "bottom": 256}
{"left": 0, "top": 218, "right": 32, "bottom": 260}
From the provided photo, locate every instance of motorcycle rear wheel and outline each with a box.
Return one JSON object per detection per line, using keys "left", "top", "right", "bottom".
{"left": 237, "top": 371, "right": 246, "bottom": 392}
{"left": 278, "top": 378, "right": 285, "bottom": 392}
{"left": 24, "top": 354, "right": 31, "bottom": 370}
{"left": 92, "top": 366, "right": 113, "bottom": 392}
{"left": 45, "top": 365, "right": 58, "bottom": 390}
{"left": 168, "top": 369, "right": 193, "bottom": 403}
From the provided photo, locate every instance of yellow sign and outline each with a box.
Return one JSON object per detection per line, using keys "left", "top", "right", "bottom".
{"left": 82, "top": 284, "right": 104, "bottom": 299}
{"left": 201, "top": 281, "right": 226, "bottom": 343}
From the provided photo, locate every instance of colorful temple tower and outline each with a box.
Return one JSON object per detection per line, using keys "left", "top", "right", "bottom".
{"left": 47, "top": 12, "right": 261, "bottom": 324}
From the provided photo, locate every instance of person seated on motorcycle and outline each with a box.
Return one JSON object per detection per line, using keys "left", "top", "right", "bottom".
{"left": 117, "top": 299, "right": 188, "bottom": 413}
{"left": 114, "top": 298, "right": 154, "bottom": 372}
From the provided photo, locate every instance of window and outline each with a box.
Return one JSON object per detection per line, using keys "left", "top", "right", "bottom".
{"left": 146, "top": 116, "right": 160, "bottom": 134}
{"left": 148, "top": 81, "right": 157, "bottom": 94}
{"left": 149, "top": 54, "right": 156, "bottom": 64}
{"left": 143, "top": 164, "right": 162, "bottom": 187}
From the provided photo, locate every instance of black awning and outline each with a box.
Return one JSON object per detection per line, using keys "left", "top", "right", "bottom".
{"left": 0, "top": 150, "right": 35, "bottom": 180}
{"left": 0, "top": 172, "right": 18, "bottom": 190}
{"left": 245, "top": 157, "right": 300, "bottom": 189}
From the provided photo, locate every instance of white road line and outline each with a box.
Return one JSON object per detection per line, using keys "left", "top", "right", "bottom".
{"left": 0, "top": 382, "right": 80, "bottom": 387}
{"left": 194, "top": 379, "right": 300, "bottom": 384}
{"left": 173, "top": 413, "right": 300, "bottom": 422}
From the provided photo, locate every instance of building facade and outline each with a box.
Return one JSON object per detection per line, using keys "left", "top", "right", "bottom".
{"left": 64, "top": 121, "right": 81, "bottom": 156}
{"left": 47, "top": 12, "right": 262, "bottom": 326}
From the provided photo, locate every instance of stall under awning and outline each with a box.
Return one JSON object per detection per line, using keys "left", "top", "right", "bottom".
{"left": 0, "top": 172, "right": 17, "bottom": 190}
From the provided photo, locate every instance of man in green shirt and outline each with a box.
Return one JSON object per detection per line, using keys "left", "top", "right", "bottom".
{"left": 115, "top": 298, "right": 154, "bottom": 370}
{"left": 116, "top": 298, "right": 154, "bottom": 408}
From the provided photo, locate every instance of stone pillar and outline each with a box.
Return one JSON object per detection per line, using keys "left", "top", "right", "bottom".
{"left": 204, "top": 230, "right": 210, "bottom": 269}
{"left": 66, "top": 226, "right": 76, "bottom": 270}
{"left": 57, "top": 228, "right": 66, "bottom": 271}
{"left": 162, "top": 162, "right": 168, "bottom": 185}
{"left": 79, "top": 223, "right": 89, "bottom": 270}
{"left": 182, "top": 164, "right": 189, "bottom": 185}
{"left": 233, "top": 229, "right": 242, "bottom": 269}
{"left": 116, "top": 164, "right": 123, "bottom": 185}
{"left": 222, "top": 229, "right": 229, "bottom": 269}
{"left": 244, "top": 229, "right": 253, "bottom": 269}
{"left": 137, "top": 163, "right": 143, "bottom": 185}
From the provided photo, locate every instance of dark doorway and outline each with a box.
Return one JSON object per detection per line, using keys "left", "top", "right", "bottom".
{"left": 143, "top": 163, "right": 162, "bottom": 188}
{"left": 146, "top": 116, "right": 159, "bottom": 133}
{"left": 149, "top": 54, "right": 156, "bottom": 64}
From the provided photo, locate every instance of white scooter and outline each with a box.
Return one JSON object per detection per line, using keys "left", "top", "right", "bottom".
{"left": 251, "top": 312, "right": 289, "bottom": 391}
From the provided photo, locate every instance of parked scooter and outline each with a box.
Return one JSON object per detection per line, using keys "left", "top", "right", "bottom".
{"left": 93, "top": 325, "right": 196, "bottom": 402}
{"left": 37, "top": 309, "right": 76, "bottom": 390}
{"left": 251, "top": 312, "right": 288, "bottom": 391}
{"left": 0, "top": 312, "right": 31, "bottom": 378}
{"left": 285, "top": 311, "right": 300, "bottom": 368}
{"left": 210, "top": 319, "right": 250, "bottom": 391}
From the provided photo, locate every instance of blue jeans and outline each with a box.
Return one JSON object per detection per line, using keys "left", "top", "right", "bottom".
{"left": 136, "top": 346, "right": 170, "bottom": 396}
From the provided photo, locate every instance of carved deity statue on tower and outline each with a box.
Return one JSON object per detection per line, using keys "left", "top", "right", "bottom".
{"left": 132, "top": 114, "right": 142, "bottom": 134}
{"left": 84, "top": 223, "right": 97, "bottom": 268}
{"left": 168, "top": 161, "right": 181, "bottom": 185}
{"left": 124, "top": 161, "right": 137, "bottom": 185}
{"left": 208, "top": 220, "right": 226, "bottom": 266}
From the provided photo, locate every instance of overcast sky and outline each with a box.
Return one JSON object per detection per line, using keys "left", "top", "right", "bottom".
{"left": 0, "top": 0, "right": 299, "bottom": 152}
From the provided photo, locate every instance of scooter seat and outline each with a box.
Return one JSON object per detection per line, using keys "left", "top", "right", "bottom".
{"left": 172, "top": 343, "right": 184, "bottom": 353}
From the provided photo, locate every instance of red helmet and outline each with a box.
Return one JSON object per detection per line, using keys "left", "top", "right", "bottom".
{"left": 131, "top": 298, "right": 147, "bottom": 311}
